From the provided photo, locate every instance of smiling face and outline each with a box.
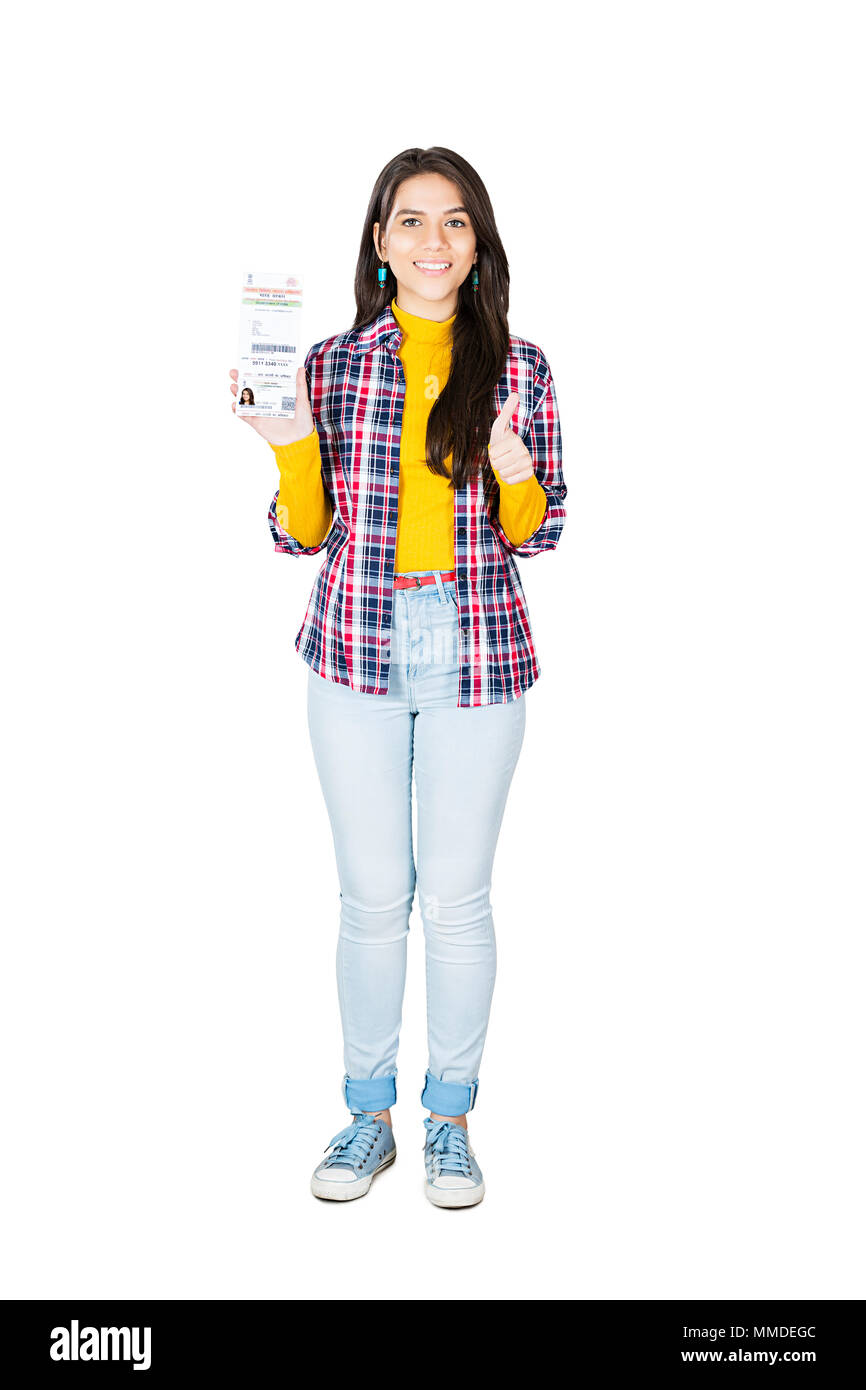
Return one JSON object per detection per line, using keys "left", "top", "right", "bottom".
{"left": 373, "top": 172, "right": 478, "bottom": 320}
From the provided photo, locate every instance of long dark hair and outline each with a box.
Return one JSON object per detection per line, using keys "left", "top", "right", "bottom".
{"left": 353, "top": 147, "right": 510, "bottom": 498}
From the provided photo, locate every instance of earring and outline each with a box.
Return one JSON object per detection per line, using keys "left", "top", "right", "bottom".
{"left": 471, "top": 266, "right": 479, "bottom": 292}
{"left": 378, "top": 260, "right": 388, "bottom": 286}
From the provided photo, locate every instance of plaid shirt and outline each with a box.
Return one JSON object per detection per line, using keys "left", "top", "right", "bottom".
{"left": 268, "top": 301, "right": 567, "bottom": 706}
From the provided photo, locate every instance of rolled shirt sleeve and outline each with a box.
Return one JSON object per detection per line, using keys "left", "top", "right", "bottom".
{"left": 267, "top": 342, "right": 336, "bottom": 556}
{"left": 268, "top": 428, "right": 333, "bottom": 552}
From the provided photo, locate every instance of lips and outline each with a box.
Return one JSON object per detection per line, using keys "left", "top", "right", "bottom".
{"left": 414, "top": 261, "right": 452, "bottom": 276}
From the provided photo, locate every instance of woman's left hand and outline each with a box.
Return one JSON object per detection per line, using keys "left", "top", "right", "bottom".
{"left": 487, "top": 392, "right": 534, "bottom": 484}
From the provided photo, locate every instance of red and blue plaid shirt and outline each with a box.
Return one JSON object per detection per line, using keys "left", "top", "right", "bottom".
{"left": 268, "top": 301, "right": 567, "bottom": 706}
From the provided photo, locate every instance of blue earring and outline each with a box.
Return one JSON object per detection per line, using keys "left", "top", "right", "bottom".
{"left": 471, "top": 266, "right": 479, "bottom": 292}
{"left": 378, "top": 261, "right": 388, "bottom": 286}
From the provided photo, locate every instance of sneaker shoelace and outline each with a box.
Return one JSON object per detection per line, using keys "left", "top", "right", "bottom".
{"left": 322, "top": 1113, "right": 382, "bottom": 1169}
{"left": 424, "top": 1119, "right": 472, "bottom": 1178}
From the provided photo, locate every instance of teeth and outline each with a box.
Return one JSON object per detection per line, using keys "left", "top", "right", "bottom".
{"left": 415, "top": 262, "right": 450, "bottom": 269}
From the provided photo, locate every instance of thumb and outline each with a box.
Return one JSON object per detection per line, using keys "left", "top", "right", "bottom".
{"left": 490, "top": 391, "right": 520, "bottom": 443}
{"left": 296, "top": 362, "right": 310, "bottom": 401}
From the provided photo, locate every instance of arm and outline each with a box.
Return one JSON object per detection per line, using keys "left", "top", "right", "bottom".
{"left": 489, "top": 351, "right": 567, "bottom": 559}
{"left": 269, "top": 428, "right": 333, "bottom": 550}
{"left": 490, "top": 464, "right": 548, "bottom": 549}
{"left": 267, "top": 345, "right": 336, "bottom": 556}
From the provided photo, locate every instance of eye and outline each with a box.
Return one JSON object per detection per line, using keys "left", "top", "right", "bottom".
{"left": 401, "top": 218, "right": 468, "bottom": 228}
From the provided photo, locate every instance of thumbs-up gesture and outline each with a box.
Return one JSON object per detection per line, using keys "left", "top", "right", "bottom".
{"left": 487, "top": 392, "right": 534, "bottom": 484}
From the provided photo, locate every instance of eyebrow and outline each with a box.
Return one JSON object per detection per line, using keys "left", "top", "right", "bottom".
{"left": 393, "top": 207, "right": 469, "bottom": 217}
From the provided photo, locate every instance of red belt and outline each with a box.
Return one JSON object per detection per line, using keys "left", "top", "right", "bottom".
{"left": 393, "top": 570, "right": 457, "bottom": 590}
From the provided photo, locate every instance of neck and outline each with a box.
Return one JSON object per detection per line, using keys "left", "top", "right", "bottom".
{"left": 391, "top": 296, "right": 455, "bottom": 344}
{"left": 391, "top": 285, "right": 458, "bottom": 321}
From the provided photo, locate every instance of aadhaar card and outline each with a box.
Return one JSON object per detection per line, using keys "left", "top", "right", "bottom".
{"left": 236, "top": 271, "right": 303, "bottom": 418}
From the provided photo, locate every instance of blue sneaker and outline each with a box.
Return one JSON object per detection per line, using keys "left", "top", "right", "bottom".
{"left": 423, "top": 1117, "right": 485, "bottom": 1208}
{"left": 311, "top": 1112, "right": 396, "bottom": 1201}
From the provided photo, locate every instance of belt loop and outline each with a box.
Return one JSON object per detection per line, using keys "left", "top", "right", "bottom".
{"left": 432, "top": 571, "right": 446, "bottom": 604}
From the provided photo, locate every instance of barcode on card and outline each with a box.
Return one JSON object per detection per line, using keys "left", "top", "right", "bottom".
{"left": 281, "top": 397, "right": 295, "bottom": 411}
{"left": 253, "top": 343, "right": 294, "bottom": 354}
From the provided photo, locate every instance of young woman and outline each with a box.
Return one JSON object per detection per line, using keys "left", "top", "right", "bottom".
{"left": 229, "top": 147, "right": 567, "bottom": 1208}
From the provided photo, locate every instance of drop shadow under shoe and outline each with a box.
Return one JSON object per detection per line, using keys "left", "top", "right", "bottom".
{"left": 423, "top": 1117, "right": 485, "bottom": 1208}
{"left": 311, "top": 1112, "right": 396, "bottom": 1201}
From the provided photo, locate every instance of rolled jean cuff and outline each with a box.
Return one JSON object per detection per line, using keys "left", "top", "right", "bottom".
{"left": 343, "top": 1072, "right": 397, "bottom": 1113}
{"left": 420, "top": 1071, "right": 479, "bottom": 1116}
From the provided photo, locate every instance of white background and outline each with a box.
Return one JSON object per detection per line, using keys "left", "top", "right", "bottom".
{"left": 1, "top": 0, "right": 864, "bottom": 1301}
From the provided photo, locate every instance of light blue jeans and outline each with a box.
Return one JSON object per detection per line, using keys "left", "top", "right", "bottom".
{"left": 306, "top": 568, "right": 527, "bottom": 1117}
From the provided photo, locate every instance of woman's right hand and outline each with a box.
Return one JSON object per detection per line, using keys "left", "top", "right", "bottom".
{"left": 229, "top": 363, "right": 316, "bottom": 446}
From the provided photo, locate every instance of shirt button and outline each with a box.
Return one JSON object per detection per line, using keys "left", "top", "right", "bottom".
{"left": 457, "top": 527, "right": 466, "bottom": 536}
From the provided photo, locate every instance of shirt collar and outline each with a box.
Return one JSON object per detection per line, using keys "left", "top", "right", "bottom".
{"left": 353, "top": 302, "right": 403, "bottom": 356}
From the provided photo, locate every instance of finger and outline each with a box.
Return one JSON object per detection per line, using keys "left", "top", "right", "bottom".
{"left": 492, "top": 455, "right": 517, "bottom": 483}
{"left": 489, "top": 431, "right": 518, "bottom": 464}
{"left": 490, "top": 391, "right": 520, "bottom": 442}
{"left": 493, "top": 453, "right": 523, "bottom": 479}
{"left": 295, "top": 362, "right": 309, "bottom": 400}
{"left": 229, "top": 368, "right": 238, "bottom": 380}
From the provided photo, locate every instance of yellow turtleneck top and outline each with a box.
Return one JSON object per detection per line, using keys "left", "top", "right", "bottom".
{"left": 269, "top": 297, "right": 547, "bottom": 565}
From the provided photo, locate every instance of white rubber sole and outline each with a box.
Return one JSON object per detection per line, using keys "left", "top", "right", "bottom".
{"left": 311, "top": 1147, "right": 396, "bottom": 1201}
{"left": 424, "top": 1178, "right": 486, "bottom": 1209}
